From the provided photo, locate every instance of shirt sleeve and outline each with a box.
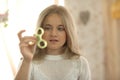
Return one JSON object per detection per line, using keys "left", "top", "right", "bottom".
{"left": 78, "top": 56, "right": 91, "bottom": 80}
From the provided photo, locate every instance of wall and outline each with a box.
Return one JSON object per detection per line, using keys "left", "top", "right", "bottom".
{"left": 64, "top": 0, "right": 105, "bottom": 80}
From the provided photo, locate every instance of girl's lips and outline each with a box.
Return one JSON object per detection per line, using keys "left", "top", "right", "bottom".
{"left": 49, "top": 39, "right": 58, "bottom": 42}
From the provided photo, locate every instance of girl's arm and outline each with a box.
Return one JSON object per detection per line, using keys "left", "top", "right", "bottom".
{"left": 78, "top": 56, "right": 91, "bottom": 80}
{"left": 14, "top": 59, "right": 31, "bottom": 80}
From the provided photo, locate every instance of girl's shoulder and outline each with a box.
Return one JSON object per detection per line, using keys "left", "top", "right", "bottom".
{"left": 79, "top": 56, "right": 89, "bottom": 63}
{"left": 77, "top": 56, "right": 91, "bottom": 80}
{"left": 74, "top": 56, "right": 90, "bottom": 67}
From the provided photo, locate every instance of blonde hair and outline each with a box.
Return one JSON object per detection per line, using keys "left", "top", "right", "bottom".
{"left": 33, "top": 5, "right": 80, "bottom": 61}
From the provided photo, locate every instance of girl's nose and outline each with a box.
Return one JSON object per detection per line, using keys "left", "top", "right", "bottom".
{"left": 51, "top": 29, "right": 57, "bottom": 37}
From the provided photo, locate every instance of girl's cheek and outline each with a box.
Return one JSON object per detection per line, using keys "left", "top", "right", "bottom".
{"left": 42, "top": 34, "right": 48, "bottom": 40}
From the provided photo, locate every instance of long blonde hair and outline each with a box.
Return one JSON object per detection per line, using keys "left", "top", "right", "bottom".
{"left": 33, "top": 5, "right": 80, "bottom": 61}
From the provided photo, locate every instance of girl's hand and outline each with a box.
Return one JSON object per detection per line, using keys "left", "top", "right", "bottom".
{"left": 17, "top": 30, "right": 37, "bottom": 62}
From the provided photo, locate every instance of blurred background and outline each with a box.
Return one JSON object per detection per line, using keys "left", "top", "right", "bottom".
{"left": 0, "top": 0, "right": 120, "bottom": 80}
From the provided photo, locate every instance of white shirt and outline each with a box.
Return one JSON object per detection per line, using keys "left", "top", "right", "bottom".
{"left": 29, "top": 55, "right": 91, "bottom": 80}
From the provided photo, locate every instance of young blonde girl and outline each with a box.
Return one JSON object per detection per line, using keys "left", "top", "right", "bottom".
{"left": 15, "top": 5, "right": 91, "bottom": 80}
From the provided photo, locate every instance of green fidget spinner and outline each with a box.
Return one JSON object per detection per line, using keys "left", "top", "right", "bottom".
{"left": 35, "top": 27, "right": 47, "bottom": 49}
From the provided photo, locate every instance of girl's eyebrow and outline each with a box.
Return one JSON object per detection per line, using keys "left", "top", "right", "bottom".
{"left": 59, "top": 24, "right": 64, "bottom": 26}
{"left": 43, "top": 24, "right": 64, "bottom": 27}
{"left": 43, "top": 24, "right": 52, "bottom": 27}
{"left": 58, "top": 24, "right": 64, "bottom": 27}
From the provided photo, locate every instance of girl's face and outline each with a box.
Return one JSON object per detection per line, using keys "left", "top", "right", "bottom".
{"left": 42, "top": 13, "right": 66, "bottom": 52}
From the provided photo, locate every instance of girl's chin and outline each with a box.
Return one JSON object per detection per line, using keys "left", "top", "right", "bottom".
{"left": 47, "top": 46, "right": 62, "bottom": 50}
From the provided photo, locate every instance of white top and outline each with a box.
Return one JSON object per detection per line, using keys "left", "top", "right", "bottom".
{"left": 28, "top": 55, "right": 91, "bottom": 80}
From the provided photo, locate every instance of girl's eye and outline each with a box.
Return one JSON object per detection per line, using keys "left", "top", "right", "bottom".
{"left": 43, "top": 25, "right": 51, "bottom": 30}
{"left": 58, "top": 25, "right": 65, "bottom": 31}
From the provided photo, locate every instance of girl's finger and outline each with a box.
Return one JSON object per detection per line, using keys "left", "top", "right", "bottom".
{"left": 17, "top": 30, "right": 26, "bottom": 41}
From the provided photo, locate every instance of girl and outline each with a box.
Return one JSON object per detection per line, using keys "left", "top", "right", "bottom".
{"left": 15, "top": 4, "right": 91, "bottom": 80}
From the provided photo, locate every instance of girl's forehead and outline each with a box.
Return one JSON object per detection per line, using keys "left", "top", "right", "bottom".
{"left": 43, "top": 14, "right": 63, "bottom": 24}
{"left": 46, "top": 13, "right": 61, "bottom": 19}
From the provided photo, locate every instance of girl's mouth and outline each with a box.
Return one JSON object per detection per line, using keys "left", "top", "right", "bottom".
{"left": 49, "top": 39, "right": 58, "bottom": 42}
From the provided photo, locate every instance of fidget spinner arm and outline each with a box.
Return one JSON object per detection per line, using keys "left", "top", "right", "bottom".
{"left": 35, "top": 27, "right": 47, "bottom": 49}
